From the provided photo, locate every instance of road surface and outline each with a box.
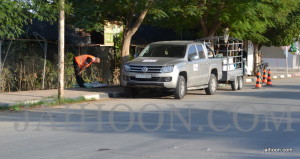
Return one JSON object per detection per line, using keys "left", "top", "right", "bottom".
{"left": 0, "top": 77, "right": 299, "bottom": 159}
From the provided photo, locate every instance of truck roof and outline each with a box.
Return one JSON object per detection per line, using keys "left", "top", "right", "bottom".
{"left": 151, "top": 41, "right": 202, "bottom": 45}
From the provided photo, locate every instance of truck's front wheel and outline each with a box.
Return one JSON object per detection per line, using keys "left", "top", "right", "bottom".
{"left": 205, "top": 74, "right": 217, "bottom": 95}
{"left": 174, "top": 75, "right": 186, "bottom": 99}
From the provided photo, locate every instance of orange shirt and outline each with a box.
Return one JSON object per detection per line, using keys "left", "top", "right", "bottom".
{"left": 75, "top": 55, "right": 96, "bottom": 69}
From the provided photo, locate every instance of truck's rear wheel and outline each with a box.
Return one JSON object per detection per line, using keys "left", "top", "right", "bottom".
{"left": 174, "top": 75, "right": 186, "bottom": 99}
{"left": 205, "top": 74, "right": 217, "bottom": 95}
{"left": 231, "top": 76, "right": 238, "bottom": 91}
{"left": 237, "top": 76, "right": 243, "bottom": 90}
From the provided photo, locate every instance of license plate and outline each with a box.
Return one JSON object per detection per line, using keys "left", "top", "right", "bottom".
{"left": 135, "top": 74, "right": 151, "bottom": 78}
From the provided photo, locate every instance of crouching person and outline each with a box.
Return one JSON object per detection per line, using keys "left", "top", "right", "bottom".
{"left": 73, "top": 55, "right": 100, "bottom": 87}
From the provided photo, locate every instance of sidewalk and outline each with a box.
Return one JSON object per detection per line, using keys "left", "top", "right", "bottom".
{"left": 244, "top": 68, "right": 300, "bottom": 83}
{"left": 0, "top": 86, "right": 124, "bottom": 107}
{"left": 1, "top": 68, "right": 299, "bottom": 107}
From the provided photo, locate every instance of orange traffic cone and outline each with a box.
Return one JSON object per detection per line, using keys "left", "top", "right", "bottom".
{"left": 255, "top": 71, "right": 262, "bottom": 89}
{"left": 266, "top": 69, "right": 273, "bottom": 86}
{"left": 262, "top": 69, "right": 267, "bottom": 83}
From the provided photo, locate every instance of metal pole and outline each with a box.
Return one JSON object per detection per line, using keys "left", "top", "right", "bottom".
{"left": 285, "top": 47, "right": 289, "bottom": 75}
{"left": 298, "top": 55, "right": 300, "bottom": 71}
{"left": 226, "top": 43, "right": 229, "bottom": 71}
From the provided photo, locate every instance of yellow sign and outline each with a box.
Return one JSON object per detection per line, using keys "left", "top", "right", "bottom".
{"left": 104, "top": 21, "right": 123, "bottom": 46}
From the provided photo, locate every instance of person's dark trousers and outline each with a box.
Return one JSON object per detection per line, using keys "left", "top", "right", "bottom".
{"left": 73, "top": 57, "right": 85, "bottom": 87}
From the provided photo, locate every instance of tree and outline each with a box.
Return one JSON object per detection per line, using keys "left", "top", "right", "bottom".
{"left": 102, "top": 0, "right": 164, "bottom": 66}
{"left": 229, "top": 0, "right": 299, "bottom": 44}
{"left": 0, "top": 0, "right": 59, "bottom": 39}
{"left": 70, "top": 0, "right": 169, "bottom": 67}
{"left": 263, "top": 2, "right": 300, "bottom": 46}
{"left": 69, "top": 0, "right": 104, "bottom": 32}
{"left": 0, "top": 0, "right": 59, "bottom": 92}
{"left": 228, "top": 0, "right": 300, "bottom": 72}
{"left": 147, "top": 0, "right": 203, "bottom": 39}
{"left": 0, "top": 0, "right": 29, "bottom": 39}
{"left": 172, "top": 0, "right": 300, "bottom": 72}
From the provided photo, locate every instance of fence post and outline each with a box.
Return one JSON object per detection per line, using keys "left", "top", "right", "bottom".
{"left": 42, "top": 42, "right": 47, "bottom": 90}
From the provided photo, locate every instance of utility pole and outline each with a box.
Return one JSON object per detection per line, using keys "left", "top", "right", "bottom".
{"left": 0, "top": 40, "right": 2, "bottom": 93}
{"left": 58, "top": 0, "right": 65, "bottom": 102}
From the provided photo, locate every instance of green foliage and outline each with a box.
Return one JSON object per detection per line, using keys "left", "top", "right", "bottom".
{"left": 148, "top": 0, "right": 202, "bottom": 34}
{"left": 64, "top": 52, "right": 76, "bottom": 87}
{"left": 0, "top": 0, "right": 70, "bottom": 39}
{"left": 263, "top": 2, "right": 300, "bottom": 46}
{"left": 113, "top": 32, "right": 124, "bottom": 68}
{"left": 0, "top": 0, "right": 29, "bottom": 39}
{"left": 68, "top": 0, "right": 104, "bottom": 32}
{"left": 219, "top": 0, "right": 300, "bottom": 46}
{"left": 28, "top": 0, "right": 61, "bottom": 23}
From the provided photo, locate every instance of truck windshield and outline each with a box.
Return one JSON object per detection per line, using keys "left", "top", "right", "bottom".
{"left": 139, "top": 44, "right": 186, "bottom": 58}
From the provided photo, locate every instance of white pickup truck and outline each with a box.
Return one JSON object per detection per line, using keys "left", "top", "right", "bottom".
{"left": 121, "top": 41, "right": 223, "bottom": 99}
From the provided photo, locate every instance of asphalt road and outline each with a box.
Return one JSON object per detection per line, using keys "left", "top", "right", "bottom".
{"left": 0, "top": 77, "right": 300, "bottom": 159}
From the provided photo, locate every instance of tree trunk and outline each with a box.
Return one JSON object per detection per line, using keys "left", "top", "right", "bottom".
{"left": 208, "top": 21, "right": 223, "bottom": 37}
{"left": 201, "top": 20, "right": 222, "bottom": 37}
{"left": 121, "top": 33, "right": 132, "bottom": 67}
{"left": 58, "top": 0, "right": 65, "bottom": 101}
{"left": 120, "top": 9, "right": 149, "bottom": 67}
{"left": 200, "top": 19, "right": 208, "bottom": 37}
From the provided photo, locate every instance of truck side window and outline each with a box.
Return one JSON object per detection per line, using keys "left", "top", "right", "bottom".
{"left": 196, "top": 45, "right": 206, "bottom": 59}
{"left": 188, "top": 45, "right": 199, "bottom": 60}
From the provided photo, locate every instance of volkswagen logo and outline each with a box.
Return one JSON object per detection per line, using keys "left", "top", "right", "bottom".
{"left": 141, "top": 67, "right": 148, "bottom": 72}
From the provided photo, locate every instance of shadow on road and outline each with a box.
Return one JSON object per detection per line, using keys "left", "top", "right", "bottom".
{"left": 1, "top": 103, "right": 299, "bottom": 158}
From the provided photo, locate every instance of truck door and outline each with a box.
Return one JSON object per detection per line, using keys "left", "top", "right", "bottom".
{"left": 187, "top": 44, "right": 202, "bottom": 87}
{"left": 196, "top": 45, "right": 210, "bottom": 85}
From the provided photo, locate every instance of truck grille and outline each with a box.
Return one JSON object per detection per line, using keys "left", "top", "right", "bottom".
{"left": 130, "top": 77, "right": 161, "bottom": 81}
{"left": 129, "top": 65, "right": 162, "bottom": 73}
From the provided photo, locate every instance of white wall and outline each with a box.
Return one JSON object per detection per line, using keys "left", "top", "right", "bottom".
{"left": 245, "top": 41, "right": 254, "bottom": 75}
{"left": 263, "top": 56, "right": 294, "bottom": 68}
{"left": 261, "top": 46, "right": 299, "bottom": 69}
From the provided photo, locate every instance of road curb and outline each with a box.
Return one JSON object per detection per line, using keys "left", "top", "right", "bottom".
{"left": 244, "top": 72, "right": 299, "bottom": 83}
{"left": 245, "top": 78, "right": 255, "bottom": 83}
{"left": 280, "top": 75, "right": 285, "bottom": 78}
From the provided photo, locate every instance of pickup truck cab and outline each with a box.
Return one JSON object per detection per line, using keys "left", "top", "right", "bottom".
{"left": 121, "top": 41, "right": 223, "bottom": 99}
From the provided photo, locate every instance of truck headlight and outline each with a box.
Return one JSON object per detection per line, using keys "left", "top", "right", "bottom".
{"left": 123, "top": 64, "right": 130, "bottom": 72}
{"left": 161, "top": 66, "right": 174, "bottom": 73}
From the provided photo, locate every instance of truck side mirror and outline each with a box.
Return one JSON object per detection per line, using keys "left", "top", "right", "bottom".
{"left": 188, "top": 54, "right": 199, "bottom": 61}
{"left": 134, "top": 53, "right": 139, "bottom": 58}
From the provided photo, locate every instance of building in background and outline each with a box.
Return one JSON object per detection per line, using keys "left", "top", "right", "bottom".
{"left": 261, "top": 42, "right": 300, "bottom": 69}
